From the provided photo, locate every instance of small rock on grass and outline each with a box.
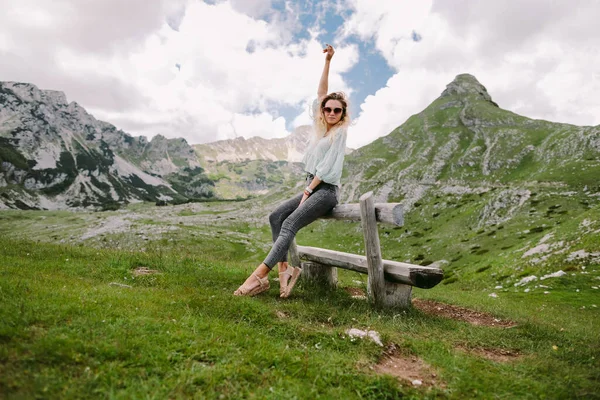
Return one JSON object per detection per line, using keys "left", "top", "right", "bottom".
{"left": 346, "top": 328, "right": 383, "bottom": 346}
{"left": 540, "top": 270, "right": 566, "bottom": 280}
{"left": 109, "top": 282, "right": 132, "bottom": 288}
{"left": 515, "top": 275, "right": 537, "bottom": 287}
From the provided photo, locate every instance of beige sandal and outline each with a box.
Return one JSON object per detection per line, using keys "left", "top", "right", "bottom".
{"left": 279, "top": 266, "right": 301, "bottom": 298}
{"left": 233, "top": 274, "right": 270, "bottom": 296}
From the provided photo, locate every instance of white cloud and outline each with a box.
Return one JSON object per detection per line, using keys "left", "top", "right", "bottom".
{"left": 0, "top": 0, "right": 181, "bottom": 53}
{"left": 341, "top": 0, "right": 600, "bottom": 147}
{"left": 218, "top": 112, "right": 288, "bottom": 140}
{"left": 0, "top": 32, "right": 11, "bottom": 51}
{"left": 347, "top": 70, "right": 451, "bottom": 149}
{"left": 291, "top": 99, "right": 315, "bottom": 129}
{"left": 228, "top": 0, "right": 274, "bottom": 18}
{"left": 0, "top": 0, "right": 359, "bottom": 144}
{"left": 2, "top": 0, "right": 597, "bottom": 153}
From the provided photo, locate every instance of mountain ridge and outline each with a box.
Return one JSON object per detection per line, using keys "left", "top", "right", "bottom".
{"left": 0, "top": 81, "right": 213, "bottom": 209}
{"left": 0, "top": 81, "right": 315, "bottom": 209}
{"left": 1, "top": 75, "right": 598, "bottom": 211}
{"left": 339, "top": 73, "right": 599, "bottom": 237}
{"left": 194, "top": 125, "right": 311, "bottom": 164}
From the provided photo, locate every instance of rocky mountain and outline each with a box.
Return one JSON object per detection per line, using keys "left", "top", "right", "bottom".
{"left": 0, "top": 82, "right": 214, "bottom": 210}
{"left": 2, "top": 74, "right": 595, "bottom": 293}
{"left": 0, "top": 81, "right": 337, "bottom": 209}
{"left": 342, "top": 74, "right": 599, "bottom": 209}
{"left": 334, "top": 74, "right": 599, "bottom": 285}
{"left": 194, "top": 123, "right": 354, "bottom": 199}
{"left": 194, "top": 125, "right": 312, "bottom": 164}
{"left": 3, "top": 73, "right": 598, "bottom": 223}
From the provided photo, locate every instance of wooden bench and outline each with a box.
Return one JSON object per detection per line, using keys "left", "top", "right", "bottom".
{"left": 288, "top": 191, "right": 443, "bottom": 309}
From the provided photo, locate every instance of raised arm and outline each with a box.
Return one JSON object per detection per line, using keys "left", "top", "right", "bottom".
{"left": 317, "top": 44, "right": 334, "bottom": 99}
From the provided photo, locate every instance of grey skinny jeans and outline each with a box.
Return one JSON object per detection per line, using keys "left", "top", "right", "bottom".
{"left": 263, "top": 177, "right": 339, "bottom": 269}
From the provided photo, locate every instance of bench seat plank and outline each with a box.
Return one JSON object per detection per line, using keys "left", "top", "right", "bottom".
{"left": 297, "top": 245, "right": 443, "bottom": 289}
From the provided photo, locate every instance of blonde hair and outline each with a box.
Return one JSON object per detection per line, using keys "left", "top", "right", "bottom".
{"left": 311, "top": 92, "right": 351, "bottom": 143}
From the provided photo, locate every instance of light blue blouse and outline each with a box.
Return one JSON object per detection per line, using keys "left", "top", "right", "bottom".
{"left": 301, "top": 100, "right": 348, "bottom": 186}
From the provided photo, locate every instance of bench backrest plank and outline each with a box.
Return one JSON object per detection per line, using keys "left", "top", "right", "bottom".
{"left": 324, "top": 202, "right": 404, "bottom": 226}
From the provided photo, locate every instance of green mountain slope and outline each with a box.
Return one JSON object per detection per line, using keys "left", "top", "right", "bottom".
{"left": 343, "top": 74, "right": 599, "bottom": 203}
{"left": 308, "top": 74, "right": 600, "bottom": 290}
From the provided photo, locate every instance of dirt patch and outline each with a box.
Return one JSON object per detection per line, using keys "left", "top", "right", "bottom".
{"left": 132, "top": 267, "right": 161, "bottom": 276}
{"left": 412, "top": 298, "right": 517, "bottom": 328}
{"left": 458, "top": 346, "right": 522, "bottom": 363}
{"left": 374, "top": 344, "right": 444, "bottom": 388}
{"left": 344, "top": 287, "right": 367, "bottom": 299}
{"left": 275, "top": 310, "right": 289, "bottom": 319}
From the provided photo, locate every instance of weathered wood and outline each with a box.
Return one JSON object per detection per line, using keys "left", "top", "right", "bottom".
{"left": 323, "top": 203, "right": 403, "bottom": 226}
{"left": 360, "top": 192, "right": 386, "bottom": 307}
{"left": 296, "top": 246, "right": 443, "bottom": 289}
{"left": 291, "top": 191, "right": 438, "bottom": 309}
{"left": 381, "top": 282, "right": 412, "bottom": 309}
{"left": 301, "top": 261, "right": 338, "bottom": 289}
{"left": 289, "top": 239, "right": 301, "bottom": 268}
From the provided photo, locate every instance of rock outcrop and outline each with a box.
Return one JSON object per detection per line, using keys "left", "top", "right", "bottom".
{"left": 0, "top": 81, "right": 214, "bottom": 209}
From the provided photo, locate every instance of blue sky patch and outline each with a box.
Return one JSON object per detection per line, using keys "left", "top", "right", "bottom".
{"left": 341, "top": 39, "right": 395, "bottom": 121}
{"left": 197, "top": 1, "right": 397, "bottom": 131}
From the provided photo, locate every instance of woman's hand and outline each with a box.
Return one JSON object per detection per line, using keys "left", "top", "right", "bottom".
{"left": 299, "top": 192, "right": 310, "bottom": 206}
{"left": 323, "top": 44, "right": 334, "bottom": 61}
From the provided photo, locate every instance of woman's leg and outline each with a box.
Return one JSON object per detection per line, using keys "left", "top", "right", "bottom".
{"left": 275, "top": 187, "right": 337, "bottom": 297}
{"left": 262, "top": 186, "right": 338, "bottom": 269}
{"left": 268, "top": 193, "right": 303, "bottom": 263}
{"left": 234, "top": 185, "right": 338, "bottom": 296}
{"left": 234, "top": 193, "right": 302, "bottom": 296}
{"left": 268, "top": 195, "right": 302, "bottom": 275}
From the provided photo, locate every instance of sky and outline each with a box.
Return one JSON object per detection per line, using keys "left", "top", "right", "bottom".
{"left": 1, "top": 0, "right": 599, "bottom": 149}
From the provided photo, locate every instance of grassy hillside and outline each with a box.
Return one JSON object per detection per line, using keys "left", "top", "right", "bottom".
{"left": 334, "top": 74, "right": 600, "bottom": 298}
{"left": 1, "top": 201, "right": 599, "bottom": 398}
{"left": 203, "top": 159, "right": 305, "bottom": 199}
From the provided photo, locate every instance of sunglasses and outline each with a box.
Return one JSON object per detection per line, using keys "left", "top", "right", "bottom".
{"left": 322, "top": 107, "right": 344, "bottom": 115}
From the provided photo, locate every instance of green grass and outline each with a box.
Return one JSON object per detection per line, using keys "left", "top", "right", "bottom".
{"left": 0, "top": 191, "right": 599, "bottom": 398}
{"left": 1, "top": 234, "right": 599, "bottom": 399}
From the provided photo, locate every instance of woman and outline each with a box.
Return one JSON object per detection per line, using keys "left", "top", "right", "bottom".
{"left": 234, "top": 44, "right": 350, "bottom": 298}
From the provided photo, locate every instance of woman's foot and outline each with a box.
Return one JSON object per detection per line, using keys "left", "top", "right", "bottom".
{"left": 234, "top": 264, "right": 271, "bottom": 297}
{"left": 279, "top": 266, "right": 301, "bottom": 298}
{"left": 233, "top": 273, "right": 270, "bottom": 296}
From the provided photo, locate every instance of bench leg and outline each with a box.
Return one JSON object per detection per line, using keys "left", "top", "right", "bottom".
{"left": 301, "top": 261, "right": 337, "bottom": 289}
{"left": 383, "top": 282, "right": 412, "bottom": 309}
{"left": 290, "top": 240, "right": 337, "bottom": 290}
{"left": 366, "top": 278, "right": 412, "bottom": 309}
{"left": 360, "top": 192, "right": 413, "bottom": 309}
